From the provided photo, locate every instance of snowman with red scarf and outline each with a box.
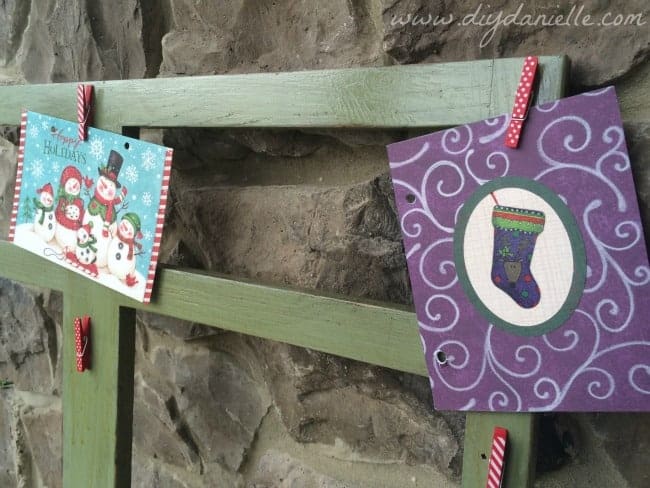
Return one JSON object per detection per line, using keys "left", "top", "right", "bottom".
{"left": 107, "top": 212, "right": 142, "bottom": 287}
{"left": 54, "top": 166, "right": 85, "bottom": 251}
{"left": 83, "top": 150, "right": 128, "bottom": 267}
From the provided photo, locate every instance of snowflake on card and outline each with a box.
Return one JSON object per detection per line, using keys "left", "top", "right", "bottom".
{"left": 41, "top": 120, "right": 50, "bottom": 131}
{"left": 123, "top": 165, "right": 138, "bottom": 184}
{"left": 141, "top": 191, "right": 153, "bottom": 207}
{"left": 29, "top": 159, "right": 44, "bottom": 178}
{"left": 142, "top": 149, "right": 156, "bottom": 171}
{"left": 142, "top": 229, "right": 153, "bottom": 241}
{"left": 28, "top": 125, "right": 39, "bottom": 138}
{"left": 89, "top": 138, "right": 105, "bottom": 160}
{"left": 51, "top": 161, "right": 60, "bottom": 174}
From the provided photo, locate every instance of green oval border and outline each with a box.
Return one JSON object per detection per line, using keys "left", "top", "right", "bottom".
{"left": 453, "top": 176, "right": 587, "bottom": 337}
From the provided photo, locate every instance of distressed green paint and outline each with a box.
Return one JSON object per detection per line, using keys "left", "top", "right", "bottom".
{"left": 0, "top": 57, "right": 567, "bottom": 128}
{"left": 0, "top": 242, "right": 425, "bottom": 376}
{"left": 0, "top": 56, "right": 569, "bottom": 487}
{"left": 62, "top": 274, "right": 135, "bottom": 488}
{"left": 462, "top": 412, "right": 538, "bottom": 488}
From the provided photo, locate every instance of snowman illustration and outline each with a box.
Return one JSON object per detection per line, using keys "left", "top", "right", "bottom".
{"left": 84, "top": 150, "right": 128, "bottom": 267}
{"left": 33, "top": 183, "right": 56, "bottom": 242}
{"left": 54, "top": 166, "right": 85, "bottom": 252}
{"left": 108, "top": 212, "right": 142, "bottom": 287}
{"left": 65, "top": 222, "right": 99, "bottom": 278}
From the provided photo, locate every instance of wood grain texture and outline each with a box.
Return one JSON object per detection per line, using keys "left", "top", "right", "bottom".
{"left": 62, "top": 275, "right": 135, "bottom": 488}
{"left": 462, "top": 412, "right": 538, "bottom": 488}
{"left": 129, "top": 267, "right": 427, "bottom": 376}
{"left": 0, "top": 57, "right": 566, "bottom": 128}
{"left": 0, "top": 242, "right": 426, "bottom": 375}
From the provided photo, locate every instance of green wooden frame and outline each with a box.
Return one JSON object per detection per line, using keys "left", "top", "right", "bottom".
{"left": 0, "top": 56, "right": 568, "bottom": 487}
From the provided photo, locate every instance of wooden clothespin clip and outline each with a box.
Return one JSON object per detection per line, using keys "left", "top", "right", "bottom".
{"left": 486, "top": 426, "right": 508, "bottom": 488}
{"left": 74, "top": 316, "right": 91, "bottom": 372}
{"left": 505, "top": 56, "right": 538, "bottom": 149}
{"left": 77, "top": 84, "right": 94, "bottom": 141}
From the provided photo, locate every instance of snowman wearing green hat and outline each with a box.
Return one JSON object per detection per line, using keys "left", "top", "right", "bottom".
{"left": 107, "top": 212, "right": 142, "bottom": 287}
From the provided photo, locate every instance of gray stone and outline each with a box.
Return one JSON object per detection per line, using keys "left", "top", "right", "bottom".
{"left": 627, "top": 123, "right": 650, "bottom": 244}
{"left": 162, "top": 128, "right": 321, "bottom": 172}
{"left": 304, "top": 129, "right": 406, "bottom": 148}
{"left": 535, "top": 413, "right": 632, "bottom": 488}
{"left": 382, "top": 0, "right": 450, "bottom": 64}
{"left": 132, "top": 451, "right": 245, "bottom": 488}
{"left": 589, "top": 413, "right": 650, "bottom": 488}
{"left": 226, "top": 130, "right": 323, "bottom": 158}
{"left": 160, "top": 0, "right": 384, "bottom": 77}
{"left": 172, "top": 173, "right": 410, "bottom": 304}
{"left": 162, "top": 129, "right": 251, "bottom": 171}
{"left": 382, "top": 0, "right": 650, "bottom": 87}
{"left": 134, "top": 328, "right": 272, "bottom": 479}
{"left": 0, "top": 0, "right": 149, "bottom": 82}
{"left": 0, "top": 393, "right": 17, "bottom": 487}
{"left": 132, "top": 372, "right": 202, "bottom": 473}
{"left": 618, "top": 62, "right": 650, "bottom": 124}
{"left": 249, "top": 450, "right": 349, "bottom": 488}
{"left": 0, "top": 279, "right": 58, "bottom": 393}
{"left": 167, "top": 348, "right": 271, "bottom": 472}
{"left": 138, "top": 312, "right": 219, "bottom": 342}
{"left": 0, "top": 137, "right": 17, "bottom": 240}
{"left": 254, "top": 340, "right": 458, "bottom": 476}
{"left": 0, "top": 0, "right": 31, "bottom": 71}
{"left": 18, "top": 394, "right": 62, "bottom": 488}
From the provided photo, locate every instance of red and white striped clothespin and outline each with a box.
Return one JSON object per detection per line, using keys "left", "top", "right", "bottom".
{"left": 486, "top": 426, "right": 508, "bottom": 488}
{"left": 505, "top": 56, "right": 538, "bottom": 148}
{"left": 77, "top": 84, "right": 93, "bottom": 141}
{"left": 74, "top": 315, "right": 91, "bottom": 372}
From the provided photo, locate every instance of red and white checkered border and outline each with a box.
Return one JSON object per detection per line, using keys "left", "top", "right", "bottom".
{"left": 142, "top": 148, "right": 173, "bottom": 304}
{"left": 8, "top": 110, "right": 28, "bottom": 242}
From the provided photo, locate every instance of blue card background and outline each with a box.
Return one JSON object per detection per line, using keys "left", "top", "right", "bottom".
{"left": 15, "top": 111, "right": 169, "bottom": 288}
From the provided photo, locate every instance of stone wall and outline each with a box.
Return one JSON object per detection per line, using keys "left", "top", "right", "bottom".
{"left": 1, "top": 1, "right": 649, "bottom": 487}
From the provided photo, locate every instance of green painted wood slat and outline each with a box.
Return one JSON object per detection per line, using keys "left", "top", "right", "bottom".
{"left": 0, "top": 56, "right": 566, "bottom": 128}
{"left": 0, "top": 240, "right": 425, "bottom": 376}
{"left": 462, "top": 412, "right": 538, "bottom": 488}
{"left": 62, "top": 277, "right": 135, "bottom": 487}
{"left": 0, "top": 56, "right": 570, "bottom": 487}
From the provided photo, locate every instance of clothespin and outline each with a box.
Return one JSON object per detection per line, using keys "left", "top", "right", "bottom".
{"left": 77, "top": 84, "right": 93, "bottom": 141}
{"left": 504, "top": 56, "right": 538, "bottom": 149}
{"left": 486, "top": 426, "right": 508, "bottom": 488}
{"left": 0, "top": 379, "right": 13, "bottom": 389}
{"left": 74, "top": 316, "right": 91, "bottom": 372}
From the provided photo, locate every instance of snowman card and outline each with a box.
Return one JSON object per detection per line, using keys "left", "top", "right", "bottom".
{"left": 8, "top": 111, "right": 173, "bottom": 303}
{"left": 387, "top": 88, "right": 650, "bottom": 411}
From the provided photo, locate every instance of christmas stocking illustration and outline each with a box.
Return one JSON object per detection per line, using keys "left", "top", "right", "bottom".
{"left": 491, "top": 205, "right": 545, "bottom": 308}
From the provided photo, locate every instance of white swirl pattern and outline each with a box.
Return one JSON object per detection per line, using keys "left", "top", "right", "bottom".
{"left": 389, "top": 88, "right": 650, "bottom": 411}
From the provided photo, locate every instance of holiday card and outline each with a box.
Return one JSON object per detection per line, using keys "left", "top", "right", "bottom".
{"left": 8, "top": 111, "right": 173, "bottom": 303}
{"left": 387, "top": 88, "right": 650, "bottom": 411}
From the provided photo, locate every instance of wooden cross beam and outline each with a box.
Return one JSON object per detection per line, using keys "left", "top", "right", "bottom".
{"left": 0, "top": 56, "right": 568, "bottom": 487}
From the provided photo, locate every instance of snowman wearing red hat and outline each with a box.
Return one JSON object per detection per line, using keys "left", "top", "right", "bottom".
{"left": 54, "top": 166, "right": 85, "bottom": 251}
{"left": 84, "top": 150, "right": 128, "bottom": 267}
{"left": 33, "top": 182, "right": 56, "bottom": 242}
{"left": 107, "top": 212, "right": 142, "bottom": 287}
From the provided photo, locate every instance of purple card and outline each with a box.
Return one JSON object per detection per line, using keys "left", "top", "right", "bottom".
{"left": 387, "top": 88, "right": 650, "bottom": 411}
